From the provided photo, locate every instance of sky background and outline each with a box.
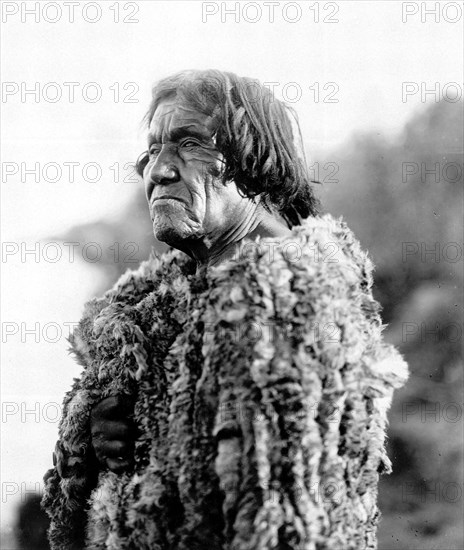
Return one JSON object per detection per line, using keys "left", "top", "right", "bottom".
{"left": 1, "top": 0, "right": 463, "bottom": 536}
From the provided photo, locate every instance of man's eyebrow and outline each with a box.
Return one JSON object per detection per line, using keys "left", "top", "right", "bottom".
{"left": 147, "top": 125, "right": 211, "bottom": 145}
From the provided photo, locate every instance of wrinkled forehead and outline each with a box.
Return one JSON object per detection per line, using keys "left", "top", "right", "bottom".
{"left": 148, "top": 98, "right": 219, "bottom": 143}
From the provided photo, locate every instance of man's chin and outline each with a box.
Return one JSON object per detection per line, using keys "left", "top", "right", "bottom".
{"left": 153, "top": 219, "right": 200, "bottom": 248}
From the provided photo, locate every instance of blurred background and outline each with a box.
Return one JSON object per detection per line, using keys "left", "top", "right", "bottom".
{"left": 1, "top": 1, "right": 462, "bottom": 548}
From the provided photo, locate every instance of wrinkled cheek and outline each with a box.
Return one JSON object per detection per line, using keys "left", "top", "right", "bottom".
{"left": 205, "top": 161, "right": 223, "bottom": 179}
{"left": 187, "top": 150, "right": 225, "bottom": 181}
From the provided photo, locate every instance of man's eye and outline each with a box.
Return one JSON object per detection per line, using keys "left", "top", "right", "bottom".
{"left": 181, "top": 139, "right": 199, "bottom": 148}
{"left": 149, "top": 145, "right": 161, "bottom": 156}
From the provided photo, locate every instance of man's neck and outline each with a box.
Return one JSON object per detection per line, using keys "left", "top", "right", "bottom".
{"left": 180, "top": 202, "right": 292, "bottom": 270}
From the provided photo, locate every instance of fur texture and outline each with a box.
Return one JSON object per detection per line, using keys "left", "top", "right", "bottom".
{"left": 42, "top": 215, "right": 408, "bottom": 550}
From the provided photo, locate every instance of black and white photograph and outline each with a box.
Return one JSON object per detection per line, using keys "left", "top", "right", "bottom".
{"left": 1, "top": 1, "right": 463, "bottom": 549}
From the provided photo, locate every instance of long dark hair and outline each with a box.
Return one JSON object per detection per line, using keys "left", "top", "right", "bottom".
{"left": 136, "top": 69, "right": 319, "bottom": 226}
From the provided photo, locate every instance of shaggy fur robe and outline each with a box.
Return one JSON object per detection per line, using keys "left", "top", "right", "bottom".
{"left": 42, "top": 215, "right": 408, "bottom": 550}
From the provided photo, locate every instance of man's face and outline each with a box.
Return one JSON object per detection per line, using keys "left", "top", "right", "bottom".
{"left": 143, "top": 98, "right": 246, "bottom": 248}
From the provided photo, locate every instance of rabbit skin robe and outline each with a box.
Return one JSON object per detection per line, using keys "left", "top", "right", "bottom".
{"left": 43, "top": 214, "right": 408, "bottom": 550}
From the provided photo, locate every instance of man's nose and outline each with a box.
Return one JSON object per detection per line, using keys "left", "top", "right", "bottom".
{"left": 145, "top": 146, "right": 180, "bottom": 199}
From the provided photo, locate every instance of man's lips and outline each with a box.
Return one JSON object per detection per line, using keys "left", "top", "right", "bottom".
{"left": 151, "top": 195, "right": 186, "bottom": 207}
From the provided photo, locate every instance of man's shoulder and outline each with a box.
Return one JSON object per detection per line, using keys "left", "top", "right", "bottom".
{"left": 216, "top": 213, "right": 375, "bottom": 291}
{"left": 104, "top": 247, "right": 194, "bottom": 305}
{"left": 69, "top": 248, "right": 193, "bottom": 366}
{"left": 294, "top": 213, "right": 375, "bottom": 285}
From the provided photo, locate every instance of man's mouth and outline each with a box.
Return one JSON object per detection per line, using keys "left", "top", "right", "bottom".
{"left": 151, "top": 196, "right": 186, "bottom": 206}
{"left": 150, "top": 197, "right": 188, "bottom": 219}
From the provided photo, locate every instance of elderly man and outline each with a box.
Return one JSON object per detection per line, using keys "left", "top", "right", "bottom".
{"left": 43, "top": 70, "right": 407, "bottom": 550}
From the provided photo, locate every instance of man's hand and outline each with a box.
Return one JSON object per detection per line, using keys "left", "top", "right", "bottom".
{"left": 90, "top": 395, "right": 136, "bottom": 473}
